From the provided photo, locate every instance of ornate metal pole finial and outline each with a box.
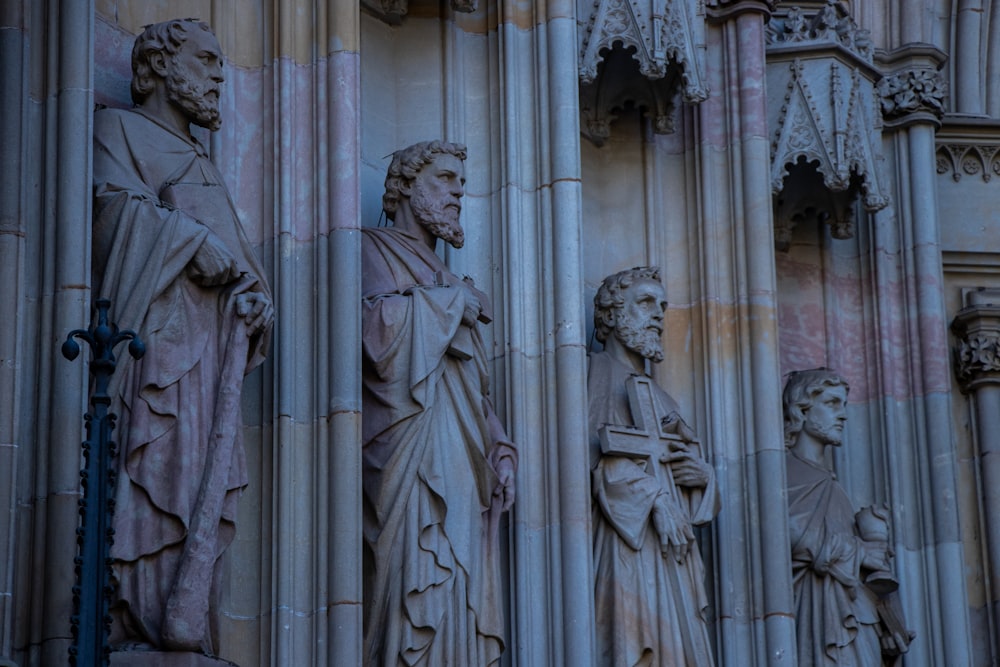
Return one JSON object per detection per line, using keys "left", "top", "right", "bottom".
{"left": 62, "top": 298, "right": 144, "bottom": 666}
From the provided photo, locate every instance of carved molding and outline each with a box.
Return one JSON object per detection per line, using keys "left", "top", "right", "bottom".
{"left": 952, "top": 290, "right": 1000, "bottom": 392}
{"left": 936, "top": 143, "right": 1000, "bottom": 182}
{"left": 705, "top": 0, "right": 775, "bottom": 20}
{"left": 578, "top": 0, "right": 708, "bottom": 144}
{"left": 878, "top": 67, "right": 946, "bottom": 122}
{"left": 361, "top": 0, "right": 475, "bottom": 24}
{"left": 765, "top": 1, "right": 874, "bottom": 64}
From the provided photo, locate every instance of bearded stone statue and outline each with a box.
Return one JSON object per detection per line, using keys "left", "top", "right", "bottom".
{"left": 92, "top": 19, "right": 273, "bottom": 662}
{"left": 588, "top": 266, "right": 719, "bottom": 666}
{"left": 360, "top": 140, "right": 517, "bottom": 666}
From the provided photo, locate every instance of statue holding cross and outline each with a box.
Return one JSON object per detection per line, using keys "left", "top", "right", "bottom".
{"left": 589, "top": 267, "right": 720, "bottom": 667}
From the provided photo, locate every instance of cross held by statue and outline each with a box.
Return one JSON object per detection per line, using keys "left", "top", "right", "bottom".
{"left": 598, "top": 374, "right": 701, "bottom": 502}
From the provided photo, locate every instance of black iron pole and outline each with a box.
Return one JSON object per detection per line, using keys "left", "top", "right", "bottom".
{"left": 62, "top": 299, "right": 144, "bottom": 667}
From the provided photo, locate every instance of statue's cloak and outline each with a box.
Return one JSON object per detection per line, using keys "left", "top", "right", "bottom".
{"left": 588, "top": 351, "right": 719, "bottom": 667}
{"left": 786, "top": 452, "right": 882, "bottom": 666}
{"left": 361, "top": 226, "right": 514, "bottom": 667}
{"left": 92, "top": 107, "right": 271, "bottom": 651}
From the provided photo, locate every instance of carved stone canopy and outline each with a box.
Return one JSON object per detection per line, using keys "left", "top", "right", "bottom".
{"left": 952, "top": 288, "right": 1000, "bottom": 393}
{"left": 578, "top": 0, "right": 708, "bottom": 145}
{"left": 766, "top": 2, "right": 888, "bottom": 249}
{"left": 361, "top": 0, "right": 475, "bottom": 25}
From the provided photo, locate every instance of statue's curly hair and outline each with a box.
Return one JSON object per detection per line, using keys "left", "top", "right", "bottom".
{"left": 131, "top": 18, "right": 214, "bottom": 105}
{"left": 382, "top": 140, "right": 467, "bottom": 221}
{"left": 593, "top": 266, "right": 661, "bottom": 344}
{"left": 782, "top": 368, "right": 849, "bottom": 448}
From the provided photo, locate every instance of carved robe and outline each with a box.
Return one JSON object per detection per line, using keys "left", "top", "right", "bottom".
{"left": 361, "top": 227, "right": 515, "bottom": 667}
{"left": 786, "top": 452, "right": 882, "bottom": 666}
{"left": 92, "top": 108, "right": 271, "bottom": 652}
{"left": 588, "top": 351, "right": 719, "bottom": 667}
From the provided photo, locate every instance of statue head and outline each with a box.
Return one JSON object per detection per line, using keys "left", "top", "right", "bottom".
{"left": 594, "top": 266, "right": 666, "bottom": 363}
{"left": 782, "top": 368, "right": 849, "bottom": 449}
{"left": 382, "top": 140, "right": 468, "bottom": 248}
{"left": 131, "top": 19, "right": 224, "bottom": 131}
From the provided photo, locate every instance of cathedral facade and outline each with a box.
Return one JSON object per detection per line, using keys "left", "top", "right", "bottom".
{"left": 2, "top": 1, "right": 998, "bottom": 664}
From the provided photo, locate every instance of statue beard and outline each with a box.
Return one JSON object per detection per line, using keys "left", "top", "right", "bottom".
{"left": 615, "top": 311, "right": 664, "bottom": 363}
{"left": 165, "top": 66, "right": 222, "bottom": 132}
{"left": 411, "top": 187, "right": 465, "bottom": 249}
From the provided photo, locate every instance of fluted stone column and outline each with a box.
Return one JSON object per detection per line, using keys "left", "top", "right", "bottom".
{"left": 495, "top": 3, "right": 594, "bottom": 665}
{"left": 876, "top": 42, "right": 972, "bottom": 666}
{"left": 952, "top": 288, "right": 1000, "bottom": 654}
{"left": 700, "top": 2, "right": 797, "bottom": 664}
{"left": 2, "top": 1, "right": 95, "bottom": 665}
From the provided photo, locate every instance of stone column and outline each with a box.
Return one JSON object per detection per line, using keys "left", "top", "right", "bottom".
{"left": 323, "top": 4, "right": 364, "bottom": 661}
{"left": 0, "top": 2, "right": 26, "bottom": 661}
{"left": 496, "top": 2, "right": 595, "bottom": 665}
{"left": 2, "top": 0, "right": 95, "bottom": 665}
{"left": 267, "top": 1, "right": 363, "bottom": 664}
{"left": 952, "top": 288, "right": 1000, "bottom": 651}
{"left": 700, "top": 2, "right": 797, "bottom": 664}
{"left": 877, "top": 43, "right": 973, "bottom": 666}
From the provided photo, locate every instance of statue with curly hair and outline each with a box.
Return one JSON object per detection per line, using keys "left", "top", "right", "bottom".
{"left": 589, "top": 266, "right": 719, "bottom": 667}
{"left": 361, "top": 140, "right": 517, "bottom": 666}
{"left": 92, "top": 19, "right": 273, "bottom": 658}
{"left": 783, "top": 369, "right": 913, "bottom": 665}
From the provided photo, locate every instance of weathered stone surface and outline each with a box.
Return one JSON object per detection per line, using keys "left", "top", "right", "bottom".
{"left": 589, "top": 267, "right": 719, "bottom": 666}
{"left": 92, "top": 19, "right": 273, "bottom": 658}
{"left": 783, "top": 369, "right": 913, "bottom": 665}
{"left": 360, "top": 140, "right": 516, "bottom": 666}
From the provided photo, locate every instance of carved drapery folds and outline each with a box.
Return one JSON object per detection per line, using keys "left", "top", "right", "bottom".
{"left": 766, "top": 1, "right": 888, "bottom": 250}
{"left": 952, "top": 289, "right": 1000, "bottom": 392}
{"left": 578, "top": 0, "right": 708, "bottom": 145}
{"left": 361, "top": 0, "right": 475, "bottom": 25}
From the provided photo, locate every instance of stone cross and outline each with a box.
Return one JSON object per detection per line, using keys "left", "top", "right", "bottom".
{"left": 598, "top": 374, "right": 700, "bottom": 501}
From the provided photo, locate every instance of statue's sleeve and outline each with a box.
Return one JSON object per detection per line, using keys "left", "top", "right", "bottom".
{"left": 361, "top": 282, "right": 470, "bottom": 442}
{"left": 593, "top": 457, "right": 659, "bottom": 550}
{"left": 684, "top": 465, "right": 720, "bottom": 527}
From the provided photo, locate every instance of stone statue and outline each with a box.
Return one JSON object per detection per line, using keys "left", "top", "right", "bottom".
{"left": 361, "top": 140, "right": 517, "bottom": 666}
{"left": 589, "top": 266, "right": 720, "bottom": 667}
{"left": 92, "top": 19, "right": 273, "bottom": 658}
{"left": 783, "top": 369, "right": 914, "bottom": 665}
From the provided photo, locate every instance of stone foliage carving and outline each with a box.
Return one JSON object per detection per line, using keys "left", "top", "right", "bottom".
{"left": 951, "top": 289, "right": 1000, "bottom": 391}
{"left": 361, "top": 0, "right": 475, "bottom": 24}
{"left": 92, "top": 19, "right": 274, "bottom": 658}
{"left": 783, "top": 370, "right": 913, "bottom": 665}
{"left": 766, "top": 3, "right": 888, "bottom": 248}
{"left": 765, "top": 1, "right": 874, "bottom": 63}
{"left": 361, "top": 141, "right": 517, "bottom": 666}
{"left": 578, "top": 0, "right": 708, "bottom": 145}
{"left": 589, "top": 267, "right": 719, "bottom": 666}
{"left": 878, "top": 68, "right": 946, "bottom": 120}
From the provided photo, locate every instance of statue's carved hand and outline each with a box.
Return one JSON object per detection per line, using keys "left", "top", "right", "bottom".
{"left": 666, "top": 442, "right": 711, "bottom": 488}
{"left": 492, "top": 455, "right": 516, "bottom": 511}
{"left": 652, "top": 493, "right": 693, "bottom": 562}
{"left": 235, "top": 291, "right": 274, "bottom": 335}
{"left": 189, "top": 234, "right": 240, "bottom": 286}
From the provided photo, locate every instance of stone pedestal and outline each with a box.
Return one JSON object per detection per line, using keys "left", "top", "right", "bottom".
{"left": 110, "top": 652, "right": 238, "bottom": 667}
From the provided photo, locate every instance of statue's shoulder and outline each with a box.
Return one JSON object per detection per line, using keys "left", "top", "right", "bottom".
{"left": 94, "top": 107, "right": 162, "bottom": 148}
{"left": 94, "top": 106, "right": 144, "bottom": 129}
